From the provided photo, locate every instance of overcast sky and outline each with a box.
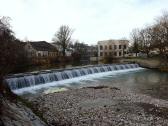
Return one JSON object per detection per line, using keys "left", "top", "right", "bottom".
{"left": 0, "top": 0, "right": 168, "bottom": 45}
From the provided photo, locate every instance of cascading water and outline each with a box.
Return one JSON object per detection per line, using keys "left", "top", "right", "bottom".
{"left": 5, "top": 64, "right": 141, "bottom": 93}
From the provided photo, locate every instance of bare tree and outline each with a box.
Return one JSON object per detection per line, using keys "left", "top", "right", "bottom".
{"left": 138, "top": 27, "right": 153, "bottom": 57}
{"left": 154, "top": 12, "right": 168, "bottom": 57}
{"left": 130, "top": 28, "right": 141, "bottom": 57}
{"left": 73, "top": 41, "right": 88, "bottom": 54}
{"left": 0, "top": 16, "right": 16, "bottom": 93}
{"left": 0, "top": 17, "right": 29, "bottom": 94}
{"left": 130, "top": 11, "right": 168, "bottom": 59}
{"left": 71, "top": 41, "right": 88, "bottom": 61}
{"left": 52, "top": 25, "right": 73, "bottom": 57}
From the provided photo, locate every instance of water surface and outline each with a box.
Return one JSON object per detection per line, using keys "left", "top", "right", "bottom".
{"left": 23, "top": 69, "right": 168, "bottom": 100}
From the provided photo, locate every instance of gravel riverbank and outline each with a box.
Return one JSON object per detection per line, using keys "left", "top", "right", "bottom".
{"left": 28, "top": 86, "right": 168, "bottom": 126}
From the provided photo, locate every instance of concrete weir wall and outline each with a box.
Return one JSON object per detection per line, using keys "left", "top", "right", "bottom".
{"left": 122, "top": 58, "right": 161, "bottom": 69}
{"left": 122, "top": 58, "right": 168, "bottom": 72}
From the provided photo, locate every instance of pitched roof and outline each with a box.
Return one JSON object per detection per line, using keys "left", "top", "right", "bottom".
{"left": 29, "top": 41, "right": 57, "bottom": 52}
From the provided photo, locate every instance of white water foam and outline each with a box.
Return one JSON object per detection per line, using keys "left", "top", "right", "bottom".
{"left": 13, "top": 68, "right": 145, "bottom": 94}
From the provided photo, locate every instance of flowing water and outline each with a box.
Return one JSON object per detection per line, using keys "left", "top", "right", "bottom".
{"left": 5, "top": 63, "right": 168, "bottom": 100}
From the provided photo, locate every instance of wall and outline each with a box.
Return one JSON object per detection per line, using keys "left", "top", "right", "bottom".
{"left": 98, "top": 40, "right": 129, "bottom": 60}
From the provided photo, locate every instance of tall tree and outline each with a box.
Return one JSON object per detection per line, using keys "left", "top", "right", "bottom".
{"left": 52, "top": 25, "right": 73, "bottom": 57}
{"left": 130, "top": 28, "right": 140, "bottom": 57}
{"left": 138, "top": 27, "right": 153, "bottom": 57}
{"left": 0, "top": 16, "right": 16, "bottom": 93}
{"left": 72, "top": 41, "right": 88, "bottom": 61}
{"left": 154, "top": 12, "right": 168, "bottom": 57}
{"left": 73, "top": 41, "right": 88, "bottom": 54}
{"left": 130, "top": 11, "right": 168, "bottom": 60}
{"left": 0, "top": 17, "right": 29, "bottom": 94}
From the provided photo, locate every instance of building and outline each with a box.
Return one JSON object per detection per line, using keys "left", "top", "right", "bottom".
{"left": 98, "top": 39, "right": 129, "bottom": 60}
{"left": 25, "top": 41, "right": 58, "bottom": 58}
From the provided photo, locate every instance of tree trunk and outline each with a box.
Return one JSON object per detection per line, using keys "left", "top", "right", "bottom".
{"left": 146, "top": 50, "right": 149, "bottom": 58}
{"left": 147, "top": 52, "right": 149, "bottom": 58}
{"left": 63, "top": 49, "right": 65, "bottom": 57}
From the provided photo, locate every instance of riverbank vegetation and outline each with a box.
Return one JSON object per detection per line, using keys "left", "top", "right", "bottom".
{"left": 130, "top": 12, "right": 168, "bottom": 61}
{"left": 0, "top": 16, "right": 48, "bottom": 126}
{"left": 0, "top": 16, "right": 29, "bottom": 94}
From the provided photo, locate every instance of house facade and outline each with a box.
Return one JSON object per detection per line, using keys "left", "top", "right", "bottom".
{"left": 25, "top": 41, "right": 58, "bottom": 58}
{"left": 98, "top": 39, "right": 129, "bottom": 60}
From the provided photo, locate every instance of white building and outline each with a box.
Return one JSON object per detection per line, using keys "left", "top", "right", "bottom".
{"left": 98, "top": 39, "right": 129, "bottom": 60}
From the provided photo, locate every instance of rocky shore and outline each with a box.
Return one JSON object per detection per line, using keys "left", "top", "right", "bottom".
{"left": 28, "top": 86, "right": 168, "bottom": 126}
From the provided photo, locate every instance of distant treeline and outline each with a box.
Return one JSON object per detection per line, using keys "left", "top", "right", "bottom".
{"left": 130, "top": 11, "right": 168, "bottom": 59}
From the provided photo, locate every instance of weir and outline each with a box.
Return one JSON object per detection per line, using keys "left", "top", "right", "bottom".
{"left": 5, "top": 64, "right": 140, "bottom": 93}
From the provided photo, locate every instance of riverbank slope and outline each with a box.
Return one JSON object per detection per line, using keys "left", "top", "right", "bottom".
{"left": 0, "top": 94, "right": 47, "bottom": 126}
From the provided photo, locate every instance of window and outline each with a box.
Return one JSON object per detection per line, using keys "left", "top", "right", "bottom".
{"left": 119, "top": 52, "right": 122, "bottom": 56}
{"left": 109, "top": 45, "right": 112, "bottom": 50}
{"left": 124, "top": 45, "right": 127, "bottom": 49}
{"left": 114, "top": 52, "right": 117, "bottom": 56}
{"left": 100, "top": 45, "right": 103, "bottom": 50}
{"left": 105, "top": 45, "right": 107, "bottom": 49}
{"left": 109, "top": 52, "right": 112, "bottom": 56}
{"left": 105, "top": 52, "right": 107, "bottom": 56}
{"left": 114, "top": 45, "right": 117, "bottom": 50}
{"left": 119, "top": 45, "right": 122, "bottom": 49}
{"left": 100, "top": 52, "right": 103, "bottom": 56}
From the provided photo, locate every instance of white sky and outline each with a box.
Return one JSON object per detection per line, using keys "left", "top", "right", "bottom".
{"left": 0, "top": 0, "right": 168, "bottom": 45}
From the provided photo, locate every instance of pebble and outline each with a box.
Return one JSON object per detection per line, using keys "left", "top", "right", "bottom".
{"left": 28, "top": 87, "right": 168, "bottom": 126}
